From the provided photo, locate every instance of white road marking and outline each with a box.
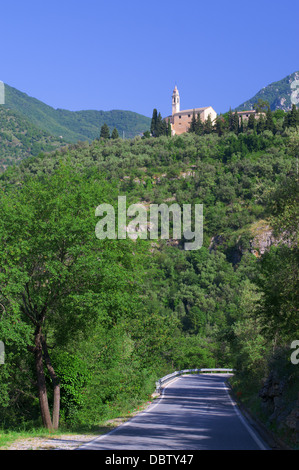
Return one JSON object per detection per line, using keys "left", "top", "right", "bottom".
{"left": 223, "top": 382, "right": 267, "bottom": 450}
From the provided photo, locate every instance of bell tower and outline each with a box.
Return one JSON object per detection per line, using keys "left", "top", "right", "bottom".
{"left": 172, "top": 85, "right": 180, "bottom": 115}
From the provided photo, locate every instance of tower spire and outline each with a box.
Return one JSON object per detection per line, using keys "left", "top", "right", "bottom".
{"left": 172, "top": 85, "right": 180, "bottom": 115}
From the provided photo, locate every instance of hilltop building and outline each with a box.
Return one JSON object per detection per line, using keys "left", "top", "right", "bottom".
{"left": 235, "top": 109, "right": 263, "bottom": 121}
{"left": 165, "top": 86, "right": 217, "bottom": 135}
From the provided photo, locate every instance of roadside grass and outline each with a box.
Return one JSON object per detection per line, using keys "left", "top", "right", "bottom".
{"left": 0, "top": 395, "right": 157, "bottom": 449}
{"left": 0, "top": 428, "right": 63, "bottom": 449}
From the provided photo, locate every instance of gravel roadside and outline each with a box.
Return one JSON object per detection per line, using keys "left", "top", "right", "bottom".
{"left": 3, "top": 434, "right": 97, "bottom": 450}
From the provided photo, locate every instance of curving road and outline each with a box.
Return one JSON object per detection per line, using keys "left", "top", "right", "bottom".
{"left": 79, "top": 374, "right": 269, "bottom": 450}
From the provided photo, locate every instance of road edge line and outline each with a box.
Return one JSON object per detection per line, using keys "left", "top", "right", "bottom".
{"left": 223, "top": 381, "right": 268, "bottom": 450}
{"left": 77, "top": 376, "right": 181, "bottom": 450}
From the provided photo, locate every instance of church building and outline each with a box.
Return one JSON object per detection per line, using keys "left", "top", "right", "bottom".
{"left": 165, "top": 86, "right": 217, "bottom": 135}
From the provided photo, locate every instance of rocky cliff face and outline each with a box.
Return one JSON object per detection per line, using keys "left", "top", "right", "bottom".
{"left": 259, "top": 370, "right": 299, "bottom": 446}
{"left": 209, "top": 220, "right": 284, "bottom": 264}
{"left": 235, "top": 70, "right": 299, "bottom": 112}
{"left": 249, "top": 221, "right": 279, "bottom": 256}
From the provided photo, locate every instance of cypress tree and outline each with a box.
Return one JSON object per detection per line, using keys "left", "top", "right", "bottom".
{"left": 239, "top": 115, "right": 244, "bottom": 133}
{"left": 289, "top": 104, "right": 299, "bottom": 127}
{"left": 195, "top": 114, "right": 204, "bottom": 135}
{"left": 265, "top": 108, "right": 275, "bottom": 132}
{"left": 228, "top": 108, "right": 234, "bottom": 132}
{"left": 100, "top": 123, "right": 110, "bottom": 139}
{"left": 189, "top": 110, "right": 197, "bottom": 133}
{"left": 215, "top": 116, "right": 225, "bottom": 136}
{"left": 248, "top": 113, "right": 256, "bottom": 131}
{"left": 111, "top": 128, "right": 119, "bottom": 139}
{"left": 151, "top": 109, "right": 158, "bottom": 136}
{"left": 232, "top": 111, "right": 239, "bottom": 134}
{"left": 155, "top": 112, "right": 167, "bottom": 137}
{"left": 204, "top": 114, "right": 213, "bottom": 134}
{"left": 256, "top": 115, "right": 266, "bottom": 134}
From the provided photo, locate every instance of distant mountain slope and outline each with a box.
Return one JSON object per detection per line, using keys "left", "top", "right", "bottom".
{"left": 235, "top": 71, "right": 299, "bottom": 112}
{"left": 3, "top": 84, "right": 151, "bottom": 142}
{"left": 0, "top": 106, "right": 68, "bottom": 171}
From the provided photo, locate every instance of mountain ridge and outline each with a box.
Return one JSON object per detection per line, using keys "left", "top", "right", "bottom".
{"left": 235, "top": 70, "right": 299, "bottom": 112}
{"left": 3, "top": 83, "right": 151, "bottom": 142}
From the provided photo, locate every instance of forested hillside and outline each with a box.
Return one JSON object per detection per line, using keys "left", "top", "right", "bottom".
{"left": 0, "top": 107, "right": 68, "bottom": 171}
{"left": 0, "top": 107, "right": 298, "bottom": 446}
{"left": 4, "top": 83, "right": 151, "bottom": 142}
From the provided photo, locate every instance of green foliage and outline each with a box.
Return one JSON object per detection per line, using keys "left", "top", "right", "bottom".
{"left": 254, "top": 99, "right": 270, "bottom": 113}
{"left": 170, "top": 335, "right": 217, "bottom": 370}
{"left": 111, "top": 127, "right": 119, "bottom": 139}
{"left": 150, "top": 109, "right": 168, "bottom": 137}
{"left": 283, "top": 104, "right": 299, "bottom": 128}
{"left": 50, "top": 351, "right": 92, "bottom": 421}
{"left": 0, "top": 125, "right": 297, "bottom": 433}
{"left": 0, "top": 166, "right": 150, "bottom": 428}
{"left": 255, "top": 245, "right": 299, "bottom": 342}
{"left": 0, "top": 107, "right": 67, "bottom": 171}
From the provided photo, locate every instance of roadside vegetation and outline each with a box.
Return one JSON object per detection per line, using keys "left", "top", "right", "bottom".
{"left": 0, "top": 103, "right": 298, "bottom": 447}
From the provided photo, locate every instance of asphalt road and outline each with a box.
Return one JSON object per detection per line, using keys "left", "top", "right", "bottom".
{"left": 79, "top": 374, "right": 269, "bottom": 450}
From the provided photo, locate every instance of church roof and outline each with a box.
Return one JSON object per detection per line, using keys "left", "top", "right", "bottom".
{"left": 173, "top": 107, "right": 210, "bottom": 115}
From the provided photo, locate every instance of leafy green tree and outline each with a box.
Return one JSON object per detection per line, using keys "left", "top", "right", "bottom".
{"left": 0, "top": 166, "right": 139, "bottom": 429}
{"left": 229, "top": 280, "right": 267, "bottom": 378}
{"left": 254, "top": 98, "right": 270, "bottom": 113}
{"left": 256, "top": 174, "right": 299, "bottom": 344}
{"left": 256, "top": 246, "right": 299, "bottom": 344}
{"left": 0, "top": 124, "right": 296, "bottom": 432}
{"left": 267, "top": 175, "right": 299, "bottom": 245}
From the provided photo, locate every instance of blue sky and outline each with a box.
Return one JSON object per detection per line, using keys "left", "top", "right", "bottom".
{"left": 1, "top": 0, "right": 298, "bottom": 117}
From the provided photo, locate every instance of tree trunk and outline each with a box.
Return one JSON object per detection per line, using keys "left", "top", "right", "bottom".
{"left": 34, "top": 327, "right": 53, "bottom": 429}
{"left": 42, "top": 336, "right": 60, "bottom": 430}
